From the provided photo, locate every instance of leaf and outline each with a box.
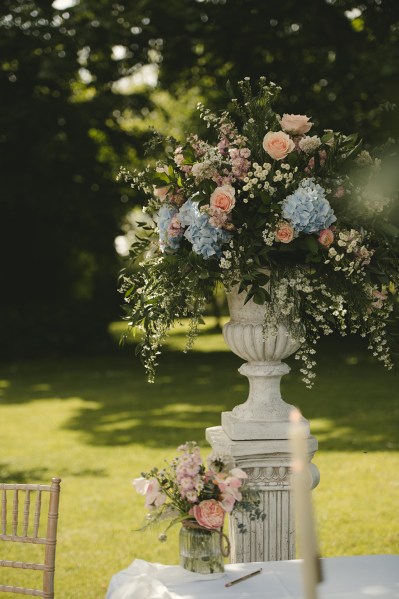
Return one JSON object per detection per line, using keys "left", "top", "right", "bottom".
{"left": 255, "top": 272, "right": 270, "bottom": 286}
{"left": 153, "top": 176, "right": 170, "bottom": 187}
{"left": 253, "top": 291, "right": 266, "bottom": 305}
{"left": 321, "top": 132, "right": 334, "bottom": 144}
{"left": 378, "top": 222, "right": 399, "bottom": 237}
{"left": 304, "top": 236, "right": 320, "bottom": 254}
{"left": 134, "top": 342, "right": 144, "bottom": 356}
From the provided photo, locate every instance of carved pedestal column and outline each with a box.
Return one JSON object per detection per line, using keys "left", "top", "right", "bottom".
{"left": 206, "top": 428, "right": 319, "bottom": 562}
{"left": 206, "top": 286, "right": 320, "bottom": 562}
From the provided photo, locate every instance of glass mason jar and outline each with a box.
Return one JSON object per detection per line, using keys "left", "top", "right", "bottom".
{"left": 179, "top": 523, "right": 225, "bottom": 575}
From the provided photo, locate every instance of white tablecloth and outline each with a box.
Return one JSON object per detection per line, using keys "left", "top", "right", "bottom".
{"left": 105, "top": 554, "right": 399, "bottom": 599}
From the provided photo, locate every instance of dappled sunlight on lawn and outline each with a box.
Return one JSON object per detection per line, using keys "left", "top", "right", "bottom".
{"left": 1, "top": 332, "right": 398, "bottom": 583}
{"left": 109, "top": 317, "right": 230, "bottom": 353}
{"left": 1, "top": 324, "right": 398, "bottom": 452}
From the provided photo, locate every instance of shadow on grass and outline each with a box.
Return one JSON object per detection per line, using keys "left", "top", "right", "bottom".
{"left": 1, "top": 335, "right": 398, "bottom": 452}
{"left": 0, "top": 461, "right": 108, "bottom": 483}
{"left": 0, "top": 463, "right": 50, "bottom": 484}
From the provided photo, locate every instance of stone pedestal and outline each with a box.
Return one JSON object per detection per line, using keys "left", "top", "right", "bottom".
{"left": 206, "top": 426, "right": 319, "bottom": 562}
{"left": 206, "top": 285, "right": 320, "bottom": 562}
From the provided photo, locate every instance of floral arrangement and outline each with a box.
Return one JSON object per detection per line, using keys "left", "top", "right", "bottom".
{"left": 133, "top": 442, "right": 260, "bottom": 539}
{"left": 119, "top": 77, "right": 399, "bottom": 386}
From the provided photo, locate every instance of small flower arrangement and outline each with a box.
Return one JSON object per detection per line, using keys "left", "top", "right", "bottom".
{"left": 133, "top": 442, "right": 261, "bottom": 539}
{"left": 119, "top": 77, "right": 399, "bottom": 386}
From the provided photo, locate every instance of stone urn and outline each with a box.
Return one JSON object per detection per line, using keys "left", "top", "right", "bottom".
{"left": 206, "top": 285, "right": 319, "bottom": 563}
{"left": 221, "top": 285, "right": 306, "bottom": 440}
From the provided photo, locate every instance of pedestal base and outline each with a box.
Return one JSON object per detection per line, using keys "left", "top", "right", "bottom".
{"left": 206, "top": 426, "right": 319, "bottom": 563}
{"left": 222, "top": 411, "right": 311, "bottom": 441}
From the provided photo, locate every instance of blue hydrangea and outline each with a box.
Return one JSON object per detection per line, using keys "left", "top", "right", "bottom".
{"left": 178, "top": 200, "right": 232, "bottom": 259}
{"left": 157, "top": 205, "right": 182, "bottom": 252}
{"left": 282, "top": 178, "right": 336, "bottom": 234}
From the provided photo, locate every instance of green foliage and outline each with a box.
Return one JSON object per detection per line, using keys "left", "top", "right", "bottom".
{"left": 1, "top": 0, "right": 398, "bottom": 356}
{"left": 119, "top": 78, "right": 399, "bottom": 385}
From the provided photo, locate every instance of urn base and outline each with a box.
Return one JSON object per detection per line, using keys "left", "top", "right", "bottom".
{"left": 221, "top": 411, "right": 310, "bottom": 441}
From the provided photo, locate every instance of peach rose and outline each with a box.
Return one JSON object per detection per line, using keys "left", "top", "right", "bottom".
{"left": 153, "top": 185, "right": 170, "bottom": 201}
{"left": 318, "top": 228, "right": 334, "bottom": 247}
{"left": 192, "top": 499, "right": 225, "bottom": 530}
{"left": 275, "top": 221, "right": 294, "bottom": 243}
{"left": 262, "top": 131, "right": 295, "bottom": 161}
{"left": 281, "top": 114, "right": 313, "bottom": 135}
{"left": 210, "top": 184, "right": 236, "bottom": 213}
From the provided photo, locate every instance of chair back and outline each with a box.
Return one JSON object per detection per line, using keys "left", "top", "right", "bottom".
{"left": 0, "top": 477, "right": 61, "bottom": 598}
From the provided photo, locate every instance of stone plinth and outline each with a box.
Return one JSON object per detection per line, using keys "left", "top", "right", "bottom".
{"left": 206, "top": 426, "right": 319, "bottom": 563}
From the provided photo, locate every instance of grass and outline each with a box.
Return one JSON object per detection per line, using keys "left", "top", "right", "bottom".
{"left": 1, "top": 319, "right": 398, "bottom": 598}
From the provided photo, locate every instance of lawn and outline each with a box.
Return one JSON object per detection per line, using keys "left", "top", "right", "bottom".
{"left": 1, "top": 320, "right": 398, "bottom": 598}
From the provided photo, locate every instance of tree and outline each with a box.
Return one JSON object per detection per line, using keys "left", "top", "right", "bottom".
{"left": 0, "top": 0, "right": 151, "bottom": 356}
{"left": 1, "top": 0, "right": 398, "bottom": 357}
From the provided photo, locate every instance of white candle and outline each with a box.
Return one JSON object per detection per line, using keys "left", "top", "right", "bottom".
{"left": 289, "top": 408, "right": 319, "bottom": 599}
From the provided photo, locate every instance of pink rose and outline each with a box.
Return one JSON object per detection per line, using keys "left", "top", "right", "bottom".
{"left": 275, "top": 221, "right": 294, "bottom": 244}
{"left": 281, "top": 114, "right": 313, "bottom": 135}
{"left": 318, "top": 228, "right": 334, "bottom": 247}
{"left": 262, "top": 131, "right": 295, "bottom": 161}
{"left": 192, "top": 499, "right": 225, "bottom": 530}
{"left": 210, "top": 184, "right": 236, "bottom": 213}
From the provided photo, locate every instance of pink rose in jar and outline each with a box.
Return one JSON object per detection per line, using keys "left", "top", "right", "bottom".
{"left": 318, "top": 228, "right": 334, "bottom": 247}
{"left": 192, "top": 499, "right": 225, "bottom": 530}
{"left": 281, "top": 114, "right": 313, "bottom": 135}
{"left": 210, "top": 184, "right": 236, "bottom": 213}
{"left": 262, "top": 131, "right": 295, "bottom": 160}
{"left": 275, "top": 221, "right": 294, "bottom": 244}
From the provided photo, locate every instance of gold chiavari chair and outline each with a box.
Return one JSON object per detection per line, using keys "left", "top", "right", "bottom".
{"left": 0, "top": 477, "right": 61, "bottom": 598}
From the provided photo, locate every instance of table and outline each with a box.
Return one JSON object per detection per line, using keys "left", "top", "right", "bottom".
{"left": 106, "top": 554, "right": 399, "bottom": 598}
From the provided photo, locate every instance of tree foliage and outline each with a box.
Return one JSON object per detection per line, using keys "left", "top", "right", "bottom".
{"left": 1, "top": 0, "right": 398, "bottom": 356}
